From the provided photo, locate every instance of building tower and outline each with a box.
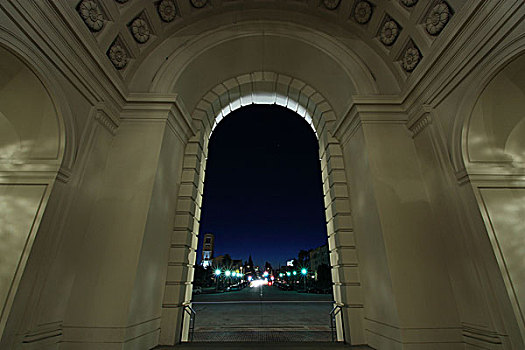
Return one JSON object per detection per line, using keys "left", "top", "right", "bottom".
{"left": 201, "top": 233, "right": 214, "bottom": 267}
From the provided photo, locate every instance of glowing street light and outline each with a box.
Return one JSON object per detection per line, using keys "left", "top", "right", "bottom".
{"left": 225, "top": 270, "right": 231, "bottom": 277}
{"left": 232, "top": 272, "right": 237, "bottom": 277}
{"left": 286, "top": 272, "right": 291, "bottom": 277}
{"left": 301, "top": 268, "right": 307, "bottom": 276}
{"left": 263, "top": 271, "right": 269, "bottom": 277}
{"left": 292, "top": 271, "right": 297, "bottom": 276}
{"left": 279, "top": 273, "right": 284, "bottom": 277}
{"left": 215, "top": 269, "right": 221, "bottom": 276}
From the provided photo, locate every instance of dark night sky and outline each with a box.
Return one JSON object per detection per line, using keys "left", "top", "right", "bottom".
{"left": 197, "top": 104, "right": 328, "bottom": 268}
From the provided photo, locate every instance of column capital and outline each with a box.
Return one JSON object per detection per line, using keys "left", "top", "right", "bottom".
{"left": 333, "top": 98, "right": 406, "bottom": 146}
{"left": 121, "top": 93, "right": 195, "bottom": 143}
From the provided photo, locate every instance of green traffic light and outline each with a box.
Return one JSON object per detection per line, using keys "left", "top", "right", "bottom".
{"left": 286, "top": 272, "right": 291, "bottom": 276}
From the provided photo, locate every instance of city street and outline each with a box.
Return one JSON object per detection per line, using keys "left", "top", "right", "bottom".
{"left": 190, "top": 284, "right": 334, "bottom": 342}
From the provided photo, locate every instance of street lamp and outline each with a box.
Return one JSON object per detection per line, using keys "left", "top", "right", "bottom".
{"left": 286, "top": 272, "right": 291, "bottom": 277}
{"left": 214, "top": 269, "right": 221, "bottom": 291}
{"left": 292, "top": 271, "right": 297, "bottom": 276}
{"left": 225, "top": 270, "right": 231, "bottom": 277}
{"left": 301, "top": 268, "right": 308, "bottom": 290}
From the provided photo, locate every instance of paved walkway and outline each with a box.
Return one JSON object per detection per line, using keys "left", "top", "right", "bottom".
{"left": 155, "top": 342, "right": 372, "bottom": 350}
{"left": 190, "top": 285, "right": 336, "bottom": 343}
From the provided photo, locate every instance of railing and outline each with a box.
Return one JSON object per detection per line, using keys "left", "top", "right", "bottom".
{"left": 329, "top": 304, "right": 346, "bottom": 343}
{"left": 180, "top": 304, "right": 196, "bottom": 342}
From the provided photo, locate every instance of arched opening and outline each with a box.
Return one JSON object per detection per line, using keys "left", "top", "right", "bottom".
{"left": 191, "top": 104, "right": 332, "bottom": 342}
{"left": 160, "top": 74, "right": 362, "bottom": 346}
{"left": 0, "top": 45, "right": 64, "bottom": 341}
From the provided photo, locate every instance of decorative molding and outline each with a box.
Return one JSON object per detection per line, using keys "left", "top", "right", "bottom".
{"left": 379, "top": 17, "right": 401, "bottom": 46}
{"left": 56, "top": 167, "right": 73, "bottom": 183}
{"left": 425, "top": 1, "right": 452, "bottom": 36}
{"left": 400, "top": 0, "right": 418, "bottom": 7}
{"left": 461, "top": 324, "right": 502, "bottom": 345}
{"left": 409, "top": 113, "right": 432, "bottom": 137}
{"left": 95, "top": 110, "right": 119, "bottom": 135}
{"left": 123, "top": 93, "right": 195, "bottom": 143}
{"left": 401, "top": 40, "right": 422, "bottom": 72}
{"left": 77, "top": 0, "right": 104, "bottom": 32}
{"left": 353, "top": 1, "right": 373, "bottom": 25}
{"left": 455, "top": 168, "right": 470, "bottom": 185}
{"left": 333, "top": 99, "right": 406, "bottom": 146}
{"left": 22, "top": 322, "right": 63, "bottom": 344}
{"left": 190, "top": 0, "right": 207, "bottom": 9}
{"left": 323, "top": 0, "right": 341, "bottom": 10}
{"left": 129, "top": 15, "right": 151, "bottom": 44}
{"left": 107, "top": 37, "right": 129, "bottom": 70}
{"left": 158, "top": 0, "right": 178, "bottom": 22}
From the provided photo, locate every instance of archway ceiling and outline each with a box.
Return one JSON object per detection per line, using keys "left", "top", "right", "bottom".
{"left": 71, "top": 0, "right": 464, "bottom": 98}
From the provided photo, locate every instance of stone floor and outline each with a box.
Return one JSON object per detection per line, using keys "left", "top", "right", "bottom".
{"left": 153, "top": 285, "right": 375, "bottom": 349}
{"left": 191, "top": 285, "right": 334, "bottom": 343}
{"left": 155, "top": 343, "right": 373, "bottom": 349}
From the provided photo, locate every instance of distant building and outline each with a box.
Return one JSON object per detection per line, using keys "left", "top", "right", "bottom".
{"left": 232, "top": 259, "right": 243, "bottom": 271}
{"left": 309, "top": 244, "right": 329, "bottom": 277}
{"left": 200, "top": 233, "right": 214, "bottom": 267}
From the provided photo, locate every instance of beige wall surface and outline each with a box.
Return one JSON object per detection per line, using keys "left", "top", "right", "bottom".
{"left": 0, "top": 184, "right": 47, "bottom": 328}
{"left": 478, "top": 188, "right": 525, "bottom": 342}
{"left": 125, "top": 126, "right": 185, "bottom": 344}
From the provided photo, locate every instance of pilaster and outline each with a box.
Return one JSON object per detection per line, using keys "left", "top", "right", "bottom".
{"left": 336, "top": 102, "right": 463, "bottom": 349}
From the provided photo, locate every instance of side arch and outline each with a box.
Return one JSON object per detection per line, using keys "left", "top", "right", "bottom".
{"left": 0, "top": 28, "right": 75, "bottom": 344}
{"left": 451, "top": 35, "right": 525, "bottom": 174}
{"left": 450, "top": 36, "right": 525, "bottom": 347}
{"left": 159, "top": 72, "right": 366, "bottom": 345}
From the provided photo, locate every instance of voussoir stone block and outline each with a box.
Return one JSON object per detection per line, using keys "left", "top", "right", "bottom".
{"left": 170, "top": 230, "right": 193, "bottom": 246}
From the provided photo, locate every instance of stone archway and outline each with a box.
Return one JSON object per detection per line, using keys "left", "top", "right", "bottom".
{"left": 159, "top": 72, "right": 365, "bottom": 345}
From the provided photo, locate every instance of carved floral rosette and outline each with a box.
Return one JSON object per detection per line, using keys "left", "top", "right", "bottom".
{"left": 158, "top": 0, "right": 177, "bottom": 22}
{"left": 108, "top": 42, "right": 129, "bottom": 69}
{"left": 323, "top": 0, "right": 341, "bottom": 10}
{"left": 402, "top": 45, "right": 421, "bottom": 72}
{"left": 190, "top": 0, "right": 207, "bottom": 8}
{"left": 400, "top": 0, "right": 418, "bottom": 7}
{"left": 380, "top": 20, "right": 399, "bottom": 46}
{"left": 78, "top": 0, "right": 104, "bottom": 32}
{"left": 131, "top": 18, "right": 150, "bottom": 43}
{"left": 425, "top": 2, "right": 451, "bottom": 36}
{"left": 354, "top": 1, "right": 372, "bottom": 24}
